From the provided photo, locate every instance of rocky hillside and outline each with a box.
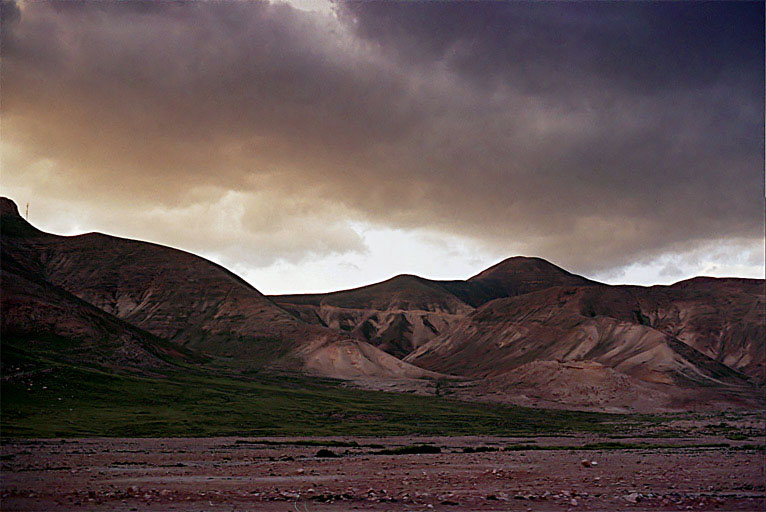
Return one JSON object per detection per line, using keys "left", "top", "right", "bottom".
{"left": 275, "top": 250, "right": 763, "bottom": 410}
{"left": 405, "top": 285, "right": 751, "bottom": 386}
{"left": 272, "top": 257, "right": 594, "bottom": 358}
{"left": 274, "top": 274, "right": 471, "bottom": 358}
{"left": 403, "top": 283, "right": 761, "bottom": 411}
{"left": 444, "top": 256, "right": 598, "bottom": 307}
{"left": 628, "top": 278, "right": 764, "bottom": 380}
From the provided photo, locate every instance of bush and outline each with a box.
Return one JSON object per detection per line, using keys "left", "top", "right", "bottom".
{"left": 377, "top": 444, "right": 441, "bottom": 455}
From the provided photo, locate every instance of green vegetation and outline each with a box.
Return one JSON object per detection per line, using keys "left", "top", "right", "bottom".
{"left": 703, "top": 420, "right": 760, "bottom": 440}
{"left": 1, "top": 346, "right": 618, "bottom": 438}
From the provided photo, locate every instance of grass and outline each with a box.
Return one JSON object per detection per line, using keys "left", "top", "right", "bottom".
{"left": 1, "top": 346, "right": 619, "bottom": 438}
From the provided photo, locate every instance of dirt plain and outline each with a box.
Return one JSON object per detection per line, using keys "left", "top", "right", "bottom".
{"left": 2, "top": 432, "right": 764, "bottom": 512}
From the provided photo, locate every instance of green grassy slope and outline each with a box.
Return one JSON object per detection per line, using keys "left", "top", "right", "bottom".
{"left": 1, "top": 345, "right": 616, "bottom": 438}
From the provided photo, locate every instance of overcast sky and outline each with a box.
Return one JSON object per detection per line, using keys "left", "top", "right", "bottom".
{"left": 2, "top": 0, "right": 763, "bottom": 294}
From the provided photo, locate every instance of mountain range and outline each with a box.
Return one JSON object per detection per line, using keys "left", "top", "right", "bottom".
{"left": 2, "top": 197, "right": 763, "bottom": 412}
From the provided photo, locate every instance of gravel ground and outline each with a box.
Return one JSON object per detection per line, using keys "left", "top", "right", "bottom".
{"left": 1, "top": 435, "right": 764, "bottom": 511}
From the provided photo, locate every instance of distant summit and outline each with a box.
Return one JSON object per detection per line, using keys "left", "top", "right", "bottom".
{"left": 469, "top": 256, "right": 588, "bottom": 281}
{"left": 447, "top": 256, "right": 597, "bottom": 306}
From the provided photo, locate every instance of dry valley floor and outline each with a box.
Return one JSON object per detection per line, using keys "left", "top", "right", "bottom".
{"left": 2, "top": 431, "right": 764, "bottom": 511}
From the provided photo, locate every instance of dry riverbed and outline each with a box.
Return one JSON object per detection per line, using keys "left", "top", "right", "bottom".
{"left": 1, "top": 435, "right": 764, "bottom": 511}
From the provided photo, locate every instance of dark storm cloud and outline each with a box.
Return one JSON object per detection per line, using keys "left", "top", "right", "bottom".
{"left": 340, "top": 2, "right": 762, "bottom": 93}
{"left": 1, "top": 0, "right": 763, "bottom": 274}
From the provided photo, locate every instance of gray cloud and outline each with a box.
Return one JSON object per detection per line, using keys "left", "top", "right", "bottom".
{"left": 1, "top": 0, "right": 763, "bottom": 276}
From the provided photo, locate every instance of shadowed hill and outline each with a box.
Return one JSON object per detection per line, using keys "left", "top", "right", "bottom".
{"left": 276, "top": 273, "right": 472, "bottom": 313}
{"left": 1, "top": 271, "right": 194, "bottom": 373}
{"left": 1, "top": 198, "right": 302, "bottom": 361}
{"left": 445, "top": 256, "right": 598, "bottom": 307}
{"left": 1, "top": 203, "right": 192, "bottom": 373}
{"left": 0, "top": 198, "right": 436, "bottom": 380}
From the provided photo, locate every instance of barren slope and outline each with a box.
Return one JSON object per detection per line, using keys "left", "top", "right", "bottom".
{"left": 472, "top": 360, "right": 759, "bottom": 412}
{"left": 273, "top": 275, "right": 472, "bottom": 358}
{"left": 629, "top": 278, "right": 765, "bottom": 381}
{"left": 406, "top": 285, "right": 753, "bottom": 392}
{"left": 4, "top": 196, "right": 762, "bottom": 409}
{"left": 272, "top": 258, "right": 593, "bottom": 358}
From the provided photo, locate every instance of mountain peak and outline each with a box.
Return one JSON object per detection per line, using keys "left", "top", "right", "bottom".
{"left": 1, "top": 197, "right": 44, "bottom": 238}
{"left": 451, "top": 256, "right": 596, "bottom": 304}
{"left": 469, "top": 256, "right": 574, "bottom": 282}
{"left": 1, "top": 197, "right": 21, "bottom": 217}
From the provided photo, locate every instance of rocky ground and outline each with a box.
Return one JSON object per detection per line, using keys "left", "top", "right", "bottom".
{"left": 2, "top": 433, "right": 764, "bottom": 511}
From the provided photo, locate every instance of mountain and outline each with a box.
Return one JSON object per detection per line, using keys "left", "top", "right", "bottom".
{"left": 1, "top": 258, "right": 187, "bottom": 374}
{"left": 276, "top": 251, "right": 763, "bottom": 381}
{"left": 445, "top": 256, "right": 598, "bottom": 307}
{"left": 405, "top": 284, "right": 748, "bottom": 383}
{"left": 273, "top": 274, "right": 472, "bottom": 358}
{"left": 629, "top": 278, "right": 765, "bottom": 380}
{"left": 0, "top": 198, "right": 435, "bottom": 381}
{"left": 276, "top": 274, "right": 471, "bottom": 313}
{"left": 405, "top": 284, "right": 760, "bottom": 410}
{"left": 276, "top": 251, "right": 763, "bottom": 410}
{"left": 3, "top": 196, "right": 762, "bottom": 411}
{"left": 1, "top": 200, "right": 187, "bottom": 373}
{"left": 272, "top": 256, "right": 597, "bottom": 358}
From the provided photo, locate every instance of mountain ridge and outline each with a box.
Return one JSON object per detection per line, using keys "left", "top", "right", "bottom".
{"left": 0, "top": 197, "right": 436, "bottom": 381}
{"left": 2, "top": 196, "right": 762, "bottom": 411}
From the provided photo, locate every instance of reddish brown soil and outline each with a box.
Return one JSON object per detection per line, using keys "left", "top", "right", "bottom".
{"left": 2, "top": 436, "right": 763, "bottom": 511}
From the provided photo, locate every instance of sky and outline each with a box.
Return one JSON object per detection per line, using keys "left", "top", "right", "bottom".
{"left": 1, "top": 0, "right": 764, "bottom": 294}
